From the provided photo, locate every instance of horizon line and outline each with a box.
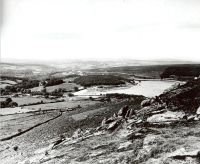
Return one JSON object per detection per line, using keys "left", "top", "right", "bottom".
{"left": 1, "top": 57, "right": 199, "bottom": 63}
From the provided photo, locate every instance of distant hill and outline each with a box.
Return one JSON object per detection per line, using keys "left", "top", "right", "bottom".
{"left": 160, "top": 65, "right": 200, "bottom": 79}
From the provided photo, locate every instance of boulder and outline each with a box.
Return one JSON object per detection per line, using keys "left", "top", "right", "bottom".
{"left": 118, "top": 141, "right": 133, "bottom": 151}
{"left": 118, "top": 105, "right": 129, "bottom": 117}
{"left": 125, "top": 108, "right": 136, "bottom": 119}
{"left": 168, "top": 148, "right": 200, "bottom": 160}
{"left": 105, "top": 117, "right": 116, "bottom": 124}
{"left": 89, "top": 150, "right": 107, "bottom": 157}
{"left": 135, "top": 119, "right": 143, "bottom": 124}
{"left": 72, "top": 128, "right": 83, "bottom": 139}
{"left": 196, "top": 106, "right": 200, "bottom": 115}
{"left": 52, "top": 137, "right": 65, "bottom": 149}
{"left": 126, "top": 132, "right": 145, "bottom": 140}
{"left": 107, "top": 119, "right": 122, "bottom": 131}
{"left": 113, "top": 113, "right": 117, "bottom": 118}
{"left": 101, "top": 117, "right": 107, "bottom": 127}
{"left": 147, "top": 111, "right": 185, "bottom": 123}
{"left": 141, "top": 99, "right": 151, "bottom": 107}
{"left": 187, "top": 115, "right": 196, "bottom": 122}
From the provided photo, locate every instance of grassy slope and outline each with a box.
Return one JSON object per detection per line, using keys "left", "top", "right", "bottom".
{"left": 0, "top": 97, "right": 144, "bottom": 163}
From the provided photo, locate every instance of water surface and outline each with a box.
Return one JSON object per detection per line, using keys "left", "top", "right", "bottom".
{"left": 74, "top": 80, "right": 182, "bottom": 98}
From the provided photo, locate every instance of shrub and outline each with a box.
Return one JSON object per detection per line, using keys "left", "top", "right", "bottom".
{"left": 13, "top": 146, "right": 18, "bottom": 151}
{"left": 6, "top": 97, "right": 12, "bottom": 103}
{"left": 68, "top": 93, "right": 74, "bottom": 97}
{"left": 18, "top": 129, "right": 22, "bottom": 133}
{"left": 74, "top": 87, "right": 79, "bottom": 91}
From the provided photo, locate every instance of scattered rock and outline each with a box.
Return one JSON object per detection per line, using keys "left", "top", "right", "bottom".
{"left": 52, "top": 135, "right": 65, "bottom": 149}
{"left": 118, "top": 141, "right": 133, "bottom": 151}
{"left": 194, "top": 115, "right": 200, "bottom": 121}
{"left": 126, "top": 132, "right": 145, "bottom": 140}
{"left": 113, "top": 113, "right": 117, "bottom": 118}
{"left": 135, "top": 119, "right": 143, "bottom": 124}
{"left": 187, "top": 115, "right": 196, "bottom": 122}
{"left": 45, "top": 150, "right": 49, "bottom": 156}
{"left": 118, "top": 105, "right": 129, "bottom": 118}
{"left": 196, "top": 106, "right": 200, "bottom": 115}
{"left": 72, "top": 128, "right": 83, "bottom": 139}
{"left": 107, "top": 119, "right": 122, "bottom": 131}
{"left": 168, "top": 148, "right": 200, "bottom": 160}
{"left": 125, "top": 108, "right": 136, "bottom": 119}
{"left": 89, "top": 150, "right": 107, "bottom": 157}
{"left": 101, "top": 117, "right": 107, "bottom": 127}
{"left": 91, "top": 144, "right": 109, "bottom": 150}
{"left": 105, "top": 117, "right": 116, "bottom": 124}
{"left": 141, "top": 99, "right": 151, "bottom": 107}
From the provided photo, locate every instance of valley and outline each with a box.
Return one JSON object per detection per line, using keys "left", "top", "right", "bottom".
{"left": 0, "top": 61, "right": 200, "bottom": 164}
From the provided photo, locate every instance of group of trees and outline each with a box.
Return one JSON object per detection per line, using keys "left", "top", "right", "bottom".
{"left": 31, "top": 88, "right": 64, "bottom": 98}
{"left": 74, "top": 75, "right": 127, "bottom": 87}
{"left": 1, "top": 79, "right": 40, "bottom": 95}
{"left": 0, "top": 77, "right": 65, "bottom": 96}
{"left": 0, "top": 98, "right": 18, "bottom": 108}
{"left": 42, "top": 78, "right": 64, "bottom": 87}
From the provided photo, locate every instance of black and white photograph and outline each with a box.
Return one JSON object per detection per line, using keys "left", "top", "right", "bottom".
{"left": 0, "top": 0, "right": 200, "bottom": 163}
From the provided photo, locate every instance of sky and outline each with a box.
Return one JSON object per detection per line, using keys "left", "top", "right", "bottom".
{"left": 1, "top": 0, "right": 200, "bottom": 62}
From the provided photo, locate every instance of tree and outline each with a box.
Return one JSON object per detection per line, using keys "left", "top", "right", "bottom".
{"left": 42, "top": 87, "right": 47, "bottom": 93}
{"left": 74, "top": 87, "right": 79, "bottom": 91}
{"left": 68, "top": 93, "right": 74, "bottom": 97}
{"left": 6, "top": 97, "right": 12, "bottom": 103}
{"left": 8, "top": 101, "right": 18, "bottom": 107}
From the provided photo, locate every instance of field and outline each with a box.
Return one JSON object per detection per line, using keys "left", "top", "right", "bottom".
{"left": 31, "top": 77, "right": 81, "bottom": 92}
{"left": 24, "top": 99, "right": 97, "bottom": 111}
{"left": 0, "top": 80, "right": 17, "bottom": 89}
{"left": 0, "top": 97, "right": 54, "bottom": 106}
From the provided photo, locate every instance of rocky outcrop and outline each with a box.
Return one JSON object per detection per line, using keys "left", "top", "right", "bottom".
{"left": 141, "top": 98, "right": 155, "bottom": 107}
{"left": 147, "top": 111, "right": 185, "bottom": 123}
{"left": 196, "top": 106, "right": 200, "bottom": 115}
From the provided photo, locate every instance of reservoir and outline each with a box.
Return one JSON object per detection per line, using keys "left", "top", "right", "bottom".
{"left": 74, "top": 80, "right": 184, "bottom": 98}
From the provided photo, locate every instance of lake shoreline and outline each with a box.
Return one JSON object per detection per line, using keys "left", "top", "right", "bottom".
{"left": 74, "top": 79, "right": 185, "bottom": 98}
